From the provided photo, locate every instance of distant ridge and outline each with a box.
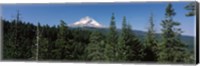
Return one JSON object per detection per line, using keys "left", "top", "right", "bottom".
{"left": 69, "top": 27, "right": 195, "bottom": 52}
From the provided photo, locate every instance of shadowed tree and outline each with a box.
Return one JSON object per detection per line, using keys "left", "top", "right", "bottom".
{"left": 143, "top": 13, "right": 158, "bottom": 61}
{"left": 126, "top": 24, "right": 144, "bottom": 61}
{"left": 53, "top": 20, "right": 70, "bottom": 60}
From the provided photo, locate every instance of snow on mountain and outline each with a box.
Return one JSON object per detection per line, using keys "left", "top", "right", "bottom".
{"left": 70, "top": 16, "right": 103, "bottom": 28}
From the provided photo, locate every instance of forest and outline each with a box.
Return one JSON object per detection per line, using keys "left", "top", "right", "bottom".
{"left": 2, "top": 3, "right": 196, "bottom": 63}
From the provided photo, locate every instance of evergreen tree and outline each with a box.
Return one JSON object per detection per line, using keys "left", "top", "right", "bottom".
{"left": 104, "top": 13, "right": 118, "bottom": 61}
{"left": 53, "top": 20, "right": 70, "bottom": 60}
{"left": 143, "top": 13, "right": 158, "bottom": 61}
{"left": 85, "top": 31, "right": 105, "bottom": 61}
{"left": 116, "top": 16, "right": 129, "bottom": 61}
{"left": 69, "top": 28, "right": 91, "bottom": 60}
{"left": 158, "top": 3, "right": 191, "bottom": 63}
{"left": 126, "top": 24, "right": 144, "bottom": 61}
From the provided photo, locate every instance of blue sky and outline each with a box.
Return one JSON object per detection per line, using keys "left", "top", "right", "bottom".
{"left": 1, "top": 2, "right": 196, "bottom": 36}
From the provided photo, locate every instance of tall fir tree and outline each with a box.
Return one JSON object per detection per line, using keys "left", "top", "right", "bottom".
{"left": 104, "top": 13, "right": 118, "bottom": 61}
{"left": 116, "top": 16, "right": 129, "bottom": 61}
{"left": 143, "top": 13, "right": 158, "bottom": 61}
{"left": 158, "top": 3, "right": 191, "bottom": 63}
{"left": 53, "top": 20, "right": 70, "bottom": 60}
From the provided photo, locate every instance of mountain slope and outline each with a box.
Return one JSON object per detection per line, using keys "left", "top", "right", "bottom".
{"left": 70, "top": 16, "right": 103, "bottom": 28}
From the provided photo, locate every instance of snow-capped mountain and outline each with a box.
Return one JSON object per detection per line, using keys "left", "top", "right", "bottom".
{"left": 70, "top": 16, "right": 103, "bottom": 28}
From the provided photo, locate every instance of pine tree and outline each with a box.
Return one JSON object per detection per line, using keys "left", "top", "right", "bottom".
{"left": 104, "top": 13, "right": 118, "bottom": 61}
{"left": 85, "top": 31, "right": 105, "bottom": 61}
{"left": 116, "top": 16, "right": 129, "bottom": 61}
{"left": 143, "top": 13, "right": 158, "bottom": 61}
{"left": 158, "top": 3, "right": 191, "bottom": 63}
{"left": 53, "top": 20, "right": 70, "bottom": 60}
{"left": 108, "top": 13, "right": 118, "bottom": 44}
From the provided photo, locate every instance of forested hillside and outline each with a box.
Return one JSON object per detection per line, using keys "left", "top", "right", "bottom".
{"left": 70, "top": 27, "right": 194, "bottom": 52}
{"left": 2, "top": 3, "right": 195, "bottom": 63}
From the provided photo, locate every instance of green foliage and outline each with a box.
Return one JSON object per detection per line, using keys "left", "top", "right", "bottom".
{"left": 143, "top": 13, "right": 158, "bottom": 61}
{"left": 108, "top": 13, "right": 118, "bottom": 43}
{"left": 126, "top": 24, "right": 144, "bottom": 61}
{"left": 104, "top": 13, "right": 118, "bottom": 61}
{"left": 158, "top": 3, "right": 192, "bottom": 63}
{"left": 115, "top": 16, "right": 129, "bottom": 61}
{"left": 69, "top": 28, "right": 91, "bottom": 60}
{"left": 185, "top": 2, "right": 196, "bottom": 16}
{"left": 57, "top": 20, "right": 68, "bottom": 39}
{"left": 85, "top": 31, "right": 105, "bottom": 61}
{"left": 3, "top": 19, "right": 36, "bottom": 60}
{"left": 53, "top": 20, "right": 71, "bottom": 60}
{"left": 38, "top": 37, "right": 49, "bottom": 60}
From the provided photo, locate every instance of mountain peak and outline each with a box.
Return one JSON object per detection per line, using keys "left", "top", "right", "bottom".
{"left": 71, "top": 16, "right": 103, "bottom": 28}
